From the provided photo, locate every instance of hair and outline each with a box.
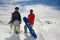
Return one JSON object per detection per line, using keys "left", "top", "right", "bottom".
{"left": 30, "top": 9, "right": 33, "bottom": 12}
{"left": 15, "top": 7, "right": 19, "bottom": 10}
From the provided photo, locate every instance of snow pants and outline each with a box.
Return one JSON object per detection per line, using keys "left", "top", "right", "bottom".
{"left": 24, "top": 24, "right": 33, "bottom": 33}
{"left": 13, "top": 20, "right": 20, "bottom": 33}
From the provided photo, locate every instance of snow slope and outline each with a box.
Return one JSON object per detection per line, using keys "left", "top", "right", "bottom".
{"left": 0, "top": 17, "right": 60, "bottom": 40}
{"left": 0, "top": 4, "right": 60, "bottom": 40}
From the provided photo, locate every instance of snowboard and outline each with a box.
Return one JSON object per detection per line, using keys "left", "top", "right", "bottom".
{"left": 23, "top": 17, "right": 37, "bottom": 39}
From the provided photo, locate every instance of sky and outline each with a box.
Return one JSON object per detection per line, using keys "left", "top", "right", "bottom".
{"left": 0, "top": 0, "right": 60, "bottom": 8}
{"left": 0, "top": 0, "right": 60, "bottom": 12}
{"left": 0, "top": 0, "right": 60, "bottom": 19}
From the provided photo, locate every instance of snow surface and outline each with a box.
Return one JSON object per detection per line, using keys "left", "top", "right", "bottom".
{"left": 0, "top": 16, "right": 60, "bottom": 40}
{"left": 0, "top": 4, "right": 60, "bottom": 40}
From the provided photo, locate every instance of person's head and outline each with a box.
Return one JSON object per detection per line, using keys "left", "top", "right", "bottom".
{"left": 15, "top": 7, "right": 19, "bottom": 11}
{"left": 30, "top": 9, "right": 33, "bottom": 14}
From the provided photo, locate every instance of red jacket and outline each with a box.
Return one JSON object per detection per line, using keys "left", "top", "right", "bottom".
{"left": 28, "top": 13, "right": 35, "bottom": 25}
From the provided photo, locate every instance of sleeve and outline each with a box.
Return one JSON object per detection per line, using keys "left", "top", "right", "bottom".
{"left": 11, "top": 13, "right": 13, "bottom": 20}
{"left": 34, "top": 14, "right": 35, "bottom": 20}
{"left": 18, "top": 13, "right": 21, "bottom": 21}
{"left": 33, "top": 14, "right": 35, "bottom": 22}
{"left": 8, "top": 13, "right": 13, "bottom": 24}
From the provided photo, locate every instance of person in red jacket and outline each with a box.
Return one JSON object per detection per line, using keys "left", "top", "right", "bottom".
{"left": 24, "top": 9, "right": 35, "bottom": 33}
{"left": 28, "top": 9, "right": 35, "bottom": 25}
